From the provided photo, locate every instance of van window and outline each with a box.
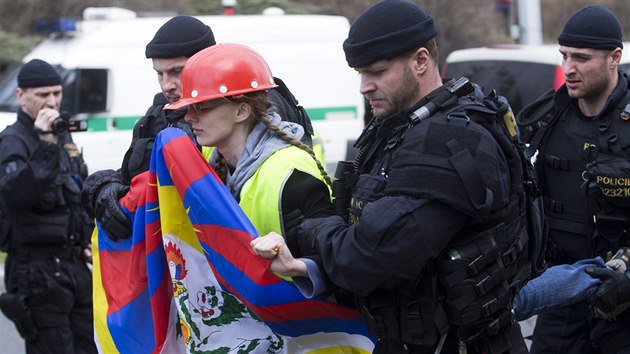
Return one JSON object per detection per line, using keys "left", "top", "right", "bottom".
{"left": 443, "top": 60, "right": 556, "bottom": 115}
{"left": 0, "top": 64, "right": 20, "bottom": 112}
{"left": 0, "top": 65, "right": 108, "bottom": 116}
{"left": 62, "top": 68, "right": 108, "bottom": 114}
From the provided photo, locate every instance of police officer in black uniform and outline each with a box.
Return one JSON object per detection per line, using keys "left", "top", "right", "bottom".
{"left": 0, "top": 59, "right": 96, "bottom": 354}
{"left": 80, "top": 16, "right": 217, "bottom": 241}
{"left": 252, "top": 1, "right": 530, "bottom": 353}
{"left": 517, "top": 5, "right": 630, "bottom": 353}
{"left": 81, "top": 16, "right": 316, "bottom": 240}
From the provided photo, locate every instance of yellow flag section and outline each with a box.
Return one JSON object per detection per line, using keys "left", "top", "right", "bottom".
{"left": 91, "top": 227, "right": 116, "bottom": 353}
{"left": 92, "top": 170, "right": 184, "bottom": 354}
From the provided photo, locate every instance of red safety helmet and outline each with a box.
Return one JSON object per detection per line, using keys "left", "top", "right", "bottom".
{"left": 167, "top": 43, "right": 277, "bottom": 110}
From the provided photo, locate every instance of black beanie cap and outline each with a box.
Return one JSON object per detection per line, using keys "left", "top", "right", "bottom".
{"left": 17, "top": 59, "right": 62, "bottom": 89}
{"left": 343, "top": 0, "right": 437, "bottom": 68}
{"left": 558, "top": 5, "right": 623, "bottom": 50}
{"left": 145, "top": 15, "right": 216, "bottom": 59}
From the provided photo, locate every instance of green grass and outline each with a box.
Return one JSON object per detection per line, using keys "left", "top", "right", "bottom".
{"left": 0, "top": 252, "right": 5, "bottom": 263}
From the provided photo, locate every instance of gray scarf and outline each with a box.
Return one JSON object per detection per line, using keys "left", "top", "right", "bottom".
{"left": 210, "top": 112, "right": 304, "bottom": 199}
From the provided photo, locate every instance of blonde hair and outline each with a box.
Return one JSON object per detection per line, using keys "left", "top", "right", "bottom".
{"left": 212, "top": 92, "right": 331, "bottom": 187}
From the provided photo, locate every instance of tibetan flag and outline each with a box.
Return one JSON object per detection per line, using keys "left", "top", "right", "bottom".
{"left": 93, "top": 127, "right": 374, "bottom": 353}
{"left": 92, "top": 164, "right": 182, "bottom": 353}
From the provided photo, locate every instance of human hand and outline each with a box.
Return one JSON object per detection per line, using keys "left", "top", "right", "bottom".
{"left": 605, "top": 247, "right": 630, "bottom": 273}
{"left": 586, "top": 267, "right": 630, "bottom": 314}
{"left": 83, "top": 245, "right": 93, "bottom": 264}
{"left": 34, "top": 108, "right": 60, "bottom": 143}
{"left": 95, "top": 182, "right": 131, "bottom": 241}
{"left": 251, "top": 232, "right": 307, "bottom": 277}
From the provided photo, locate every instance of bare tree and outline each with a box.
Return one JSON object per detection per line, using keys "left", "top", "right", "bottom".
{"left": 541, "top": 0, "right": 630, "bottom": 43}
{"left": 0, "top": 0, "right": 190, "bottom": 34}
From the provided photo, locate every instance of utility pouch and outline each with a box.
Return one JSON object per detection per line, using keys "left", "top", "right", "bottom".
{"left": 332, "top": 161, "right": 355, "bottom": 219}
{"left": 0, "top": 292, "right": 38, "bottom": 341}
{"left": 584, "top": 153, "right": 630, "bottom": 210}
{"left": 399, "top": 276, "right": 447, "bottom": 347}
{"left": 592, "top": 212, "right": 628, "bottom": 257}
{"left": 348, "top": 174, "right": 387, "bottom": 224}
{"left": 584, "top": 153, "right": 630, "bottom": 253}
{"left": 437, "top": 232, "right": 514, "bottom": 343}
{"left": 358, "top": 292, "right": 400, "bottom": 340}
{"left": 525, "top": 187, "right": 548, "bottom": 277}
{"left": 17, "top": 211, "right": 69, "bottom": 246}
{"left": 0, "top": 210, "right": 9, "bottom": 252}
{"left": 595, "top": 213, "right": 628, "bottom": 241}
{"left": 438, "top": 236, "right": 500, "bottom": 288}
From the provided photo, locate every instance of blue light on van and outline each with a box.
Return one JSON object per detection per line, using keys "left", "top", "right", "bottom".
{"left": 34, "top": 18, "right": 77, "bottom": 33}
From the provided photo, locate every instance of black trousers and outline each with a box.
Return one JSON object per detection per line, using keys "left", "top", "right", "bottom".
{"left": 373, "top": 323, "right": 528, "bottom": 354}
{"left": 5, "top": 254, "right": 97, "bottom": 354}
{"left": 531, "top": 302, "right": 630, "bottom": 354}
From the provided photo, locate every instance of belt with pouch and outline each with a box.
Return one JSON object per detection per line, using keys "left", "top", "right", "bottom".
{"left": 11, "top": 246, "right": 82, "bottom": 261}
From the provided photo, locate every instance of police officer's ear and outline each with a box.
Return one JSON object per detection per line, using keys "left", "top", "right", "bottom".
{"left": 409, "top": 47, "right": 431, "bottom": 76}
{"left": 15, "top": 87, "right": 26, "bottom": 104}
{"left": 609, "top": 47, "right": 622, "bottom": 68}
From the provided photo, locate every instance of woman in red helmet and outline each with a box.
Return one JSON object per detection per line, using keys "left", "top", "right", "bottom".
{"left": 166, "top": 43, "right": 333, "bottom": 252}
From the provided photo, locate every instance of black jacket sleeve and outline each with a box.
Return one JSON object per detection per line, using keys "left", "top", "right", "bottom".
{"left": 280, "top": 169, "right": 334, "bottom": 269}
{"left": 281, "top": 169, "right": 334, "bottom": 219}
{"left": 298, "top": 196, "right": 469, "bottom": 297}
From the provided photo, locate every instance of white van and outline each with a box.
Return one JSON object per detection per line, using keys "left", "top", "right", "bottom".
{"left": 0, "top": 7, "right": 364, "bottom": 173}
{"left": 441, "top": 43, "right": 630, "bottom": 115}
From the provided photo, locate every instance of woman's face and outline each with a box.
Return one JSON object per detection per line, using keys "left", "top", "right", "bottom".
{"left": 184, "top": 98, "right": 239, "bottom": 147}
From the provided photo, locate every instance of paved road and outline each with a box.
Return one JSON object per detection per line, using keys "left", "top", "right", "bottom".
{"left": 0, "top": 313, "right": 24, "bottom": 354}
{"left": 0, "top": 265, "right": 25, "bottom": 354}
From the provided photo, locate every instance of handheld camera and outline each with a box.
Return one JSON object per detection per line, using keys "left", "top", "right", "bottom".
{"left": 51, "top": 111, "right": 89, "bottom": 134}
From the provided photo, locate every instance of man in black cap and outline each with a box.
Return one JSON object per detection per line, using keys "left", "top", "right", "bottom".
{"left": 81, "top": 16, "right": 316, "bottom": 240}
{"left": 251, "top": 0, "right": 530, "bottom": 353}
{"left": 517, "top": 5, "right": 630, "bottom": 353}
{"left": 0, "top": 59, "right": 96, "bottom": 353}
{"left": 81, "top": 15, "right": 216, "bottom": 240}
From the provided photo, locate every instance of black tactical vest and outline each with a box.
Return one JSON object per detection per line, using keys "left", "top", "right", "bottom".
{"left": 342, "top": 82, "right": 529, "bottom": 352}
{"left": 1, "top": 117, "right": 92, "bottom": 249}
{"left": 537, "top": 86, "right": 630, "bottom": 262}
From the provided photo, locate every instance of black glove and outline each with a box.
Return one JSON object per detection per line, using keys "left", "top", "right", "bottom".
{"left": 282, "top": 209, "right": 304, "bottom": 255}
{"left": 586, "top": 267, "right": 630, "bottom": 313}
{"left": 81, "top": 169, "right": 124, "bottom": 217}
{"left": 95, "top": 182, "right": 131, "bottom": 241}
